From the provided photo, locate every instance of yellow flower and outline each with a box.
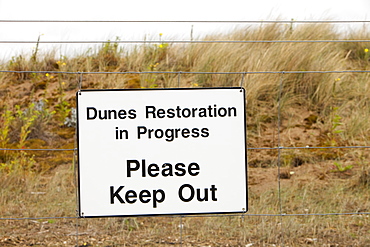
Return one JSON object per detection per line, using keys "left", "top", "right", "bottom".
{"left": 62, "top": 82, "right": 66, "bottom": 86}
{"left": 159, "top": 33, "right": 163, "bottom": 36}
{"left": 50, "top": 75, "right": 54, "bottom": 79}
{"left": 365, "top": 48, "right": 369, "bottom": 53}
{"left": 57, "top": 61, "right": 66, "bottom": 66}
{"left": 335, "top": 78, "right": 341, "bottom": 81}
{"left": 159, "top": 44, "right": 163, "bottom": 48}
{"left": 45, "top": 73, "right": 49, "bottom": 77}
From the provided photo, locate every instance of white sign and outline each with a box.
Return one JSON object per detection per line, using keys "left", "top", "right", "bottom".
{"left": 77, "top": 88, "right": 247, "bottom": 217}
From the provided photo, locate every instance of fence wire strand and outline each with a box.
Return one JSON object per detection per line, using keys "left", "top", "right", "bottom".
{"left": 1, "top": 70, "right": 370, "bottom": 75}
{"left": 0, "top": 20, "right": 369, "bottom": 23}
{"left": 1, "top": 39, "right": 370, "bottom": 44}
{"left": 277, "top": 72, "right": 285, "bottom": 245}
{"left": 1, "top": 146, "right": 370, "bottom": 152}
{"left": 3, "top": 211, "right": 370, "bottom": 221}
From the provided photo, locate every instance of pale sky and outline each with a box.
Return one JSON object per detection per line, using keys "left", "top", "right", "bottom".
{"left": 0, "top": 0, "right": 369, "bottom": 58}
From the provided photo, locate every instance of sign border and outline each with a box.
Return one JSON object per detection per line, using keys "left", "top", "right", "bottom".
{"left": 76, "top": 87, "right": 248, "bottom": 218}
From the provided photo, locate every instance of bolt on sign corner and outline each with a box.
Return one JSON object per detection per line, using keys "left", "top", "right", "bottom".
{"left": 77, "top": 87, "right": 248, "bottom": 217}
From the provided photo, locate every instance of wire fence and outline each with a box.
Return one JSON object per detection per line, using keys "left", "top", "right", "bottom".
{"left": 2, "top": 40, "right": 370, "bottom": 44}
{"left": 1, "top": 19, "right": 370, "bottom": 246}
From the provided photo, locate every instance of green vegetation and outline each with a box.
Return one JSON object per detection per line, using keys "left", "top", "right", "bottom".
{"left": 0, "top": 23, "right": 370, "bottom": 246}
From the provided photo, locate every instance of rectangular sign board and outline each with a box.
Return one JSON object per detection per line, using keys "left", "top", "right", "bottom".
{"left": 77, "top": 88, "right": 247, "bottom": 217}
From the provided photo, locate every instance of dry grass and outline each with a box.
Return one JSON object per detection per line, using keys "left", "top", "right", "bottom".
{"left": 1, "top": 23, "right": 370, "bottom": 246}
{"left": 1, "top": 164, "right": 370, "bottom": 246}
